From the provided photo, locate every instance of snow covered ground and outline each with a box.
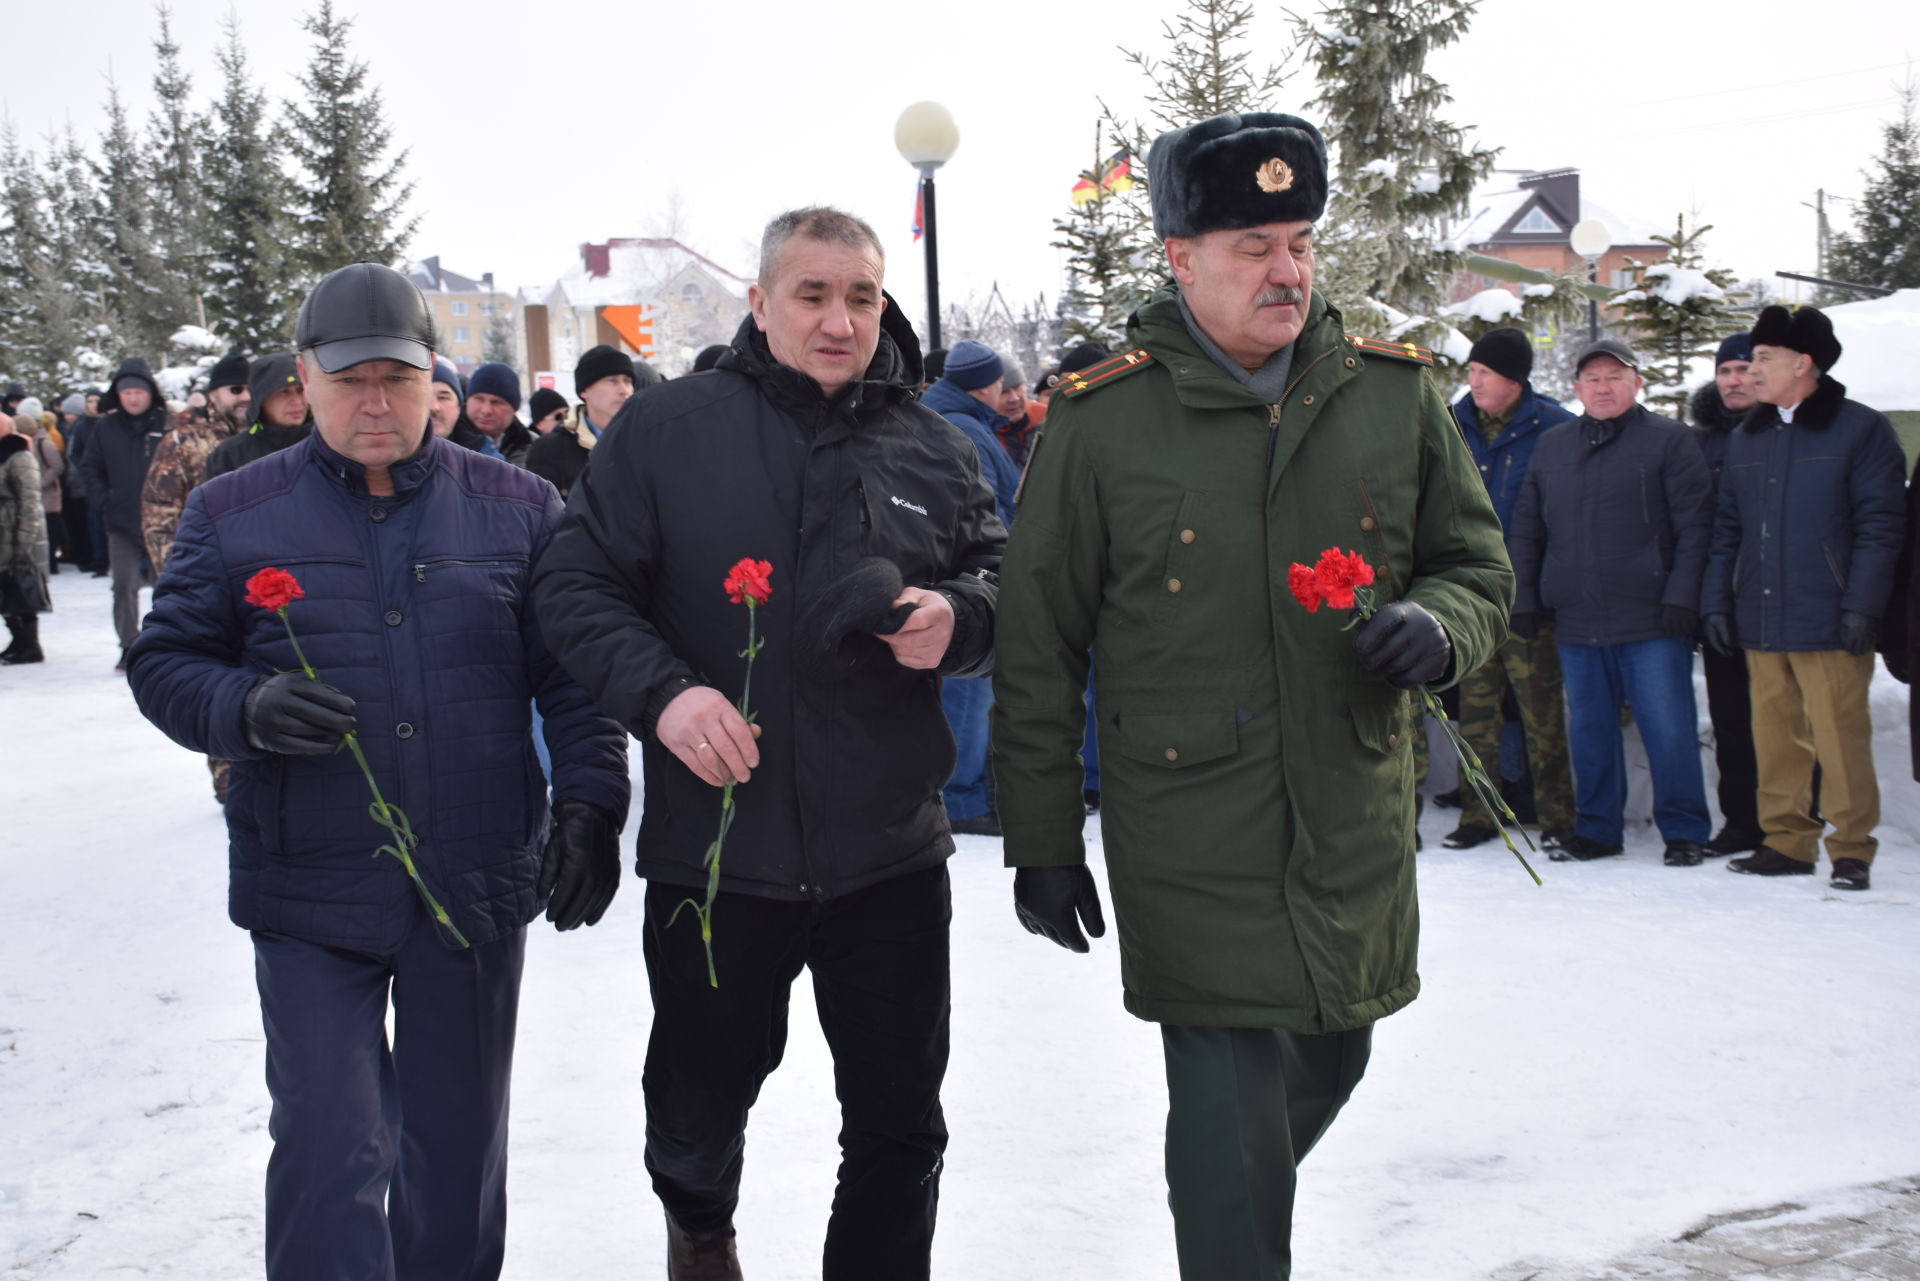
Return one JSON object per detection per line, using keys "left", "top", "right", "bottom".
{"left": 6, "top": 573, "right": 1920, "bottom": 1280}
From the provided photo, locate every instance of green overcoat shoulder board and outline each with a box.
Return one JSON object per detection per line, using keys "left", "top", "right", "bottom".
{"left": 993, "top": 285, "right": 1513, "bottom": 1032}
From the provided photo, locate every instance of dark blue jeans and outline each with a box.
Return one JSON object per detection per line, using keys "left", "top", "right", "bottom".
{"left": 939, "top": 674, "right": 993, "bottom": 819}
{"left": 1558, "top": 637, "right": 1712, "bottom": 846}
{"left": 642, "top": 865, "right": 951, "bottom": 1281}
{"left": 252, "top": 915, "right": 526, "bottom": 1281}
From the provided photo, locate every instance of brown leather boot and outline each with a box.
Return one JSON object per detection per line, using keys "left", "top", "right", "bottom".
{"left": 665, "top": 1212, "right": 743, "bottom": 1281}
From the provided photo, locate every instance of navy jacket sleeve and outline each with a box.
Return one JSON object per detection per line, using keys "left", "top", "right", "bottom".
{"left": 125, "top": 489, "right": 268, "bottom": 762}
{"left": 525, "top": 486, "right": 632, "bottom": 821}
{"left": 1845, "top": 412, "right": 1908, "bottom": 620}
{"left": 1507, "top": 455, "right": 1546, "bottom": 617}
{"left": 1660, "top": 424, "right": 1715, "bottom": 610}
{"left": 1702, "top": 433, "right": 1744, "bottom": 618}
{"left": 530, "top": 408, "right": 699, "bottom": 741}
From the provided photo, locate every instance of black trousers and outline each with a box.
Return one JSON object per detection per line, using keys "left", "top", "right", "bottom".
{"left": 252, "top": 915, "right": 526, "bottom": 1281}
{"left": 1701, "top": 643, "right": 1761, "bottom": 834}
{"left": 642, "top": 863, "right": 951, "bottom": 1281}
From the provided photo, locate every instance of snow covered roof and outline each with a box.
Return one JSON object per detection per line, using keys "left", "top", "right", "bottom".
{"left": 1451, "top": 172, "right": 1668, "bottom": 250}
{"left": 1826, "top": 288, "right": 1920, "bottom": 410}
{"left": 406, "top": 256, "right": 493, "bottom": 294}
{"left": 550, "top": 238, "right": 752, "bottom": 308}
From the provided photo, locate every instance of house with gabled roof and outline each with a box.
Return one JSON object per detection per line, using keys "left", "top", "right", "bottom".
{"left": 1449, "top": 168, "right": 1670, "bottom": 300}
{"left": 518, "top": 238, "right": 752, "bottom": 384}
{"left": 405, "top": 257, "right": 514, "bottom": 376}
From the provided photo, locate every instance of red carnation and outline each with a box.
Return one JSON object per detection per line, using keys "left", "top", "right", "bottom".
{"left": 1312, "top": 548, "right": 1375, "bottom": 611}
{"left": 723, "top": 558, "right": 773, "bottom": 606}
{"left": 1288, "top": 563, "right": 1323, "bottom": 613}
{"left": 244, "top": 566, "right": 305, "bottom": 613}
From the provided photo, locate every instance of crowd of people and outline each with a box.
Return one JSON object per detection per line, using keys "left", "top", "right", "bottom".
{"left": 2, "top": 104, "right": 1915, "bottom": 1281}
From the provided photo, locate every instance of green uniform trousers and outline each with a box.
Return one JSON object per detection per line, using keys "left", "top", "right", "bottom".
{"left": 1457, "top": 625, "right": 1576, "bottom": 833}
{"left": 1161, "top": 1022, "right": 1373, "bottom": 1280}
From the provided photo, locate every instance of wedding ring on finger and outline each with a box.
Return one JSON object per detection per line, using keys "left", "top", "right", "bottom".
{"left": 695, "top": 741, "right": 713, "bottom": 753}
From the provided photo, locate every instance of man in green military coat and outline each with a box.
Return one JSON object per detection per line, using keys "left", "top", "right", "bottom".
{"left": 992, "top": 112, "right": 1512, "bottom": 1280}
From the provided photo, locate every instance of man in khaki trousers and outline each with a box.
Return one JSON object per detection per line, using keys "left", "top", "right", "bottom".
{"left": 1702, "top": 305, "right": 1907, "bottom": 891}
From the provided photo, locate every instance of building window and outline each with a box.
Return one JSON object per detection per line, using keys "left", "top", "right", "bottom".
{"left": 453, "top": 327, "right": 471, "bottom": 343}
{"left": 1512, "top": 206, "right": 1560, "bottom": 234}
{"left": 681, "top": 283, "right": 703, "bottom": 304}
{"left": 1609, "top": 269, "right": 1635, "bottom": 289}
{"left": 451, "top": 300, "right": 469, "bottom": 317}
{"left": 478, "top": 301, "right": 494, "bottom": 315}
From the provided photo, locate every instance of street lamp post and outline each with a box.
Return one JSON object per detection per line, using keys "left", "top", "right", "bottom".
{"left": 894, "top": 101, "right": 960, "bottom": 353}
{"left": 1568, "top": 218, "right": 1613, "bottom": 343}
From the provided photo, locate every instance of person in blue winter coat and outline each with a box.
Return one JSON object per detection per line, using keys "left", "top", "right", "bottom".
{"left": 126, "top": 263, "right": 631, "bottom": 1281}
{"left": 918, "top": 338, "right": 1019, "bottom": 834}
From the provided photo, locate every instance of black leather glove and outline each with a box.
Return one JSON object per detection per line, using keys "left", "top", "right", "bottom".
{"left": 1352, "top": 601, "right": 1452, "bottom": 689}
{"left": 1014, "top": 866, "right": 1107, "bottom": 953}
{"left": 1661, "top": 604, "right": 1699, "bottom": 640}
{"left": 1841, "top": 611, "right": 1879, "bottom": 657}
{"left": 1509, "top": 612, "right": 1542, "bottom": 641}
{"left": 243, "top": 672, "right": 356, "bottom": 754}
{"left": 1702, "top": 613, "right": 1737, "bottom": 657}
{"left": 538, "top": 798, "right": 621, "bottom": 930}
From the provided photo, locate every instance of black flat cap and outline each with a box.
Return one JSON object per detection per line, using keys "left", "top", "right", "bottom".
{"left": 1575, "top": 338, "right": 1641, "bottom": 374}
{"left": 1148, "top": 112, "right": 1329, "bottom": 239}
{"left": 296, "top": 263, "right": 438, "bottom": 373}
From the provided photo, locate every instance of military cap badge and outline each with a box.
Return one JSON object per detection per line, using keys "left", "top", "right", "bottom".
{"left": 1256, "top": 158, "right": 1295, "bottom": 194}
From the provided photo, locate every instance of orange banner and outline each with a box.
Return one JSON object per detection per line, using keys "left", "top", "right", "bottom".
{"left": 599, "top": 304, "right": 655, "bottom": 358}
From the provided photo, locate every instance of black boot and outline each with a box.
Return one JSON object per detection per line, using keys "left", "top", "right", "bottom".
{"left": 2, "top": 614, "right": 43, "bottom": 664}
{"left": 665, "top": 1213, "right": 743, "bottom": 1281}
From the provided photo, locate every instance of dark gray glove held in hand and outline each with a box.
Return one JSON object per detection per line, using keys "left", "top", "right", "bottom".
{"left": 1352, "top": 601, "right": 1452, "bottom": 689}
{"left": 243, "top": 672, "right": 356, "bottom": 754}
{"left": 1703, "top": 613, "right": 1737, "bottom": 657}
{"left": 1014, "top": 866, "right": 1107, "bottom": 953}
{"left": 1841, "top": 611, "right": 1879, "bottom": 657}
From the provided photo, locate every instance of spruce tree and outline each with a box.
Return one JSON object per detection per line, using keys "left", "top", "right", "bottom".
{"left": 1609, "top": 215, "right": 1748, "bottom": 420}
{"left": 1293, "top": 0, "right": 1497, "bottom": 351}
{"left": 1054, "top": 0, "right": 1291, "bottom": 338}
{"left": 147, "top": 5, "right": 207, "bottom": 334}
{"left": 1053, "top": 124, "right": 1142, "bottom": 350}
{"left": 482, "top": 308, "right": 516, "bottom": 365}
{"left": 0, "top": 122, "right": 44, "bottom": 384}
{"left": 95, "top": 75, "right": 171, "bottom": 359}
{"left": 282, "top": 0, "right": 418, "bottom": 275}
{"left": 204, "top": 12, "right": 298, "bottom": 349}
{"left": 1828, "top": 80, "right": 1920, "bottom": 291}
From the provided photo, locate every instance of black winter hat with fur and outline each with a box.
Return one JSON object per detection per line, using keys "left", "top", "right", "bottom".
{"left": 205, "top": 351, "right": 251, "bottom": 392}
{"left": 1148, "top": 112, "right": 1329, "bottom": 239}
{"left": 1750, "top": 304, "right": 1841, "bottom": 372}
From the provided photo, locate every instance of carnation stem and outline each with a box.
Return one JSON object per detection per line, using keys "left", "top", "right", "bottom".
{"left": 277, "top": 608, "right": 471, "bottom": 947}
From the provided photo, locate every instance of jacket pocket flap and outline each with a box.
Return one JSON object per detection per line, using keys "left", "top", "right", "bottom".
{"left": 1113, "top": 711, "right": 1239, "bottom": 768}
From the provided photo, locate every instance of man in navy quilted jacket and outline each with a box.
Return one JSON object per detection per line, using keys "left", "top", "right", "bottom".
{"left": 126, "top": 263, "right": 631, "bottom": 1281}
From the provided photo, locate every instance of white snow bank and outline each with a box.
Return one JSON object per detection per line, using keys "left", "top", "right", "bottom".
{"left": 1826, "top": 287, "right": 1920, "bottom": 410}
{"left": 1442, "top": 287, "right": 1524, "bottom": 324}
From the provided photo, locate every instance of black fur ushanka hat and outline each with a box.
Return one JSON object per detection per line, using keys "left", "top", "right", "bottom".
{"left": 1148, "top": 112, "right": 1329, "bottom": 239}
{"left": 1751, "top": 304, "right": 1842, "bottom": 372}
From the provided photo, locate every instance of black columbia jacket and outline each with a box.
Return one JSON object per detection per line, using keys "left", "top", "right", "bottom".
{"left": 532, "top": 304, "right": 1005, "bottom": 902}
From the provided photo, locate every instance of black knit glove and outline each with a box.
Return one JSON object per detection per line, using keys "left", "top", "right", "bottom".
{"left": 1841, "top": 611, "right": 1879, "bottom": 658}
{"left": 1661, "top": 605, "right": 1700, "bottom": 640}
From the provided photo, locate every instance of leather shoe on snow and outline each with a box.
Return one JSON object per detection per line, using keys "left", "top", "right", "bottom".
{"left": 1829, "top": 858, "right": 1871, "bottom": 891}
{"left": 1704, "top": 826, "right": 1764, "bottom": 856}
{"left": 1663, "top": 840, "right": 1706, "bottom": 867}
{"left": 1547, "top": 833, "right": 1623, "bottom": 862}
{"left": 1442, "top": 824, "right": 1498, "bottom": 849}
{"left": 1727, "top": 845, "right": 1814, "bottom": 876}
{"left": 665, "top": 1213, "right": 743, "bottom": 1281}
{"left": 1432, "top": 787, "right": 1462, "bottom": 809}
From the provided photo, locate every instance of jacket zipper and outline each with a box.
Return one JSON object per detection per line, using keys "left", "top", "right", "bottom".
{"left": 855, "top": 476, "right": 872, "bottom": 530}
{"left": 412, "top": 558, "right": 519, "bottom": 582}
{"left": 1268, "top": 347, "right": 1337, "bottom": 467}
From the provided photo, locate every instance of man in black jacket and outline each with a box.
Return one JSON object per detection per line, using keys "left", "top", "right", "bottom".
{"left": 204, "top": 353, "right": 313, "bottom": 480}
{"left": 1689, "top": 332, "right": 1766, "bottom": 855}
{"left": 533, "top": 205, "right": 1004, "bottom": 1281}
{"left": 79, "top": 357, "right": 171, "bottom": 669}
{"left": 1509, "top": 338, "right": 1715, "bottom": 866}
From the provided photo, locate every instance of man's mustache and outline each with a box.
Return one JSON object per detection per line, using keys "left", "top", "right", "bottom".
{"left": 1255, "top": 286, "right": 1306, "bottom": 307}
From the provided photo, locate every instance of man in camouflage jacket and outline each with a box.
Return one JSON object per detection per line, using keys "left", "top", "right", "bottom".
{"left": 142, "top": 352, "right": 250, "bottom": 570}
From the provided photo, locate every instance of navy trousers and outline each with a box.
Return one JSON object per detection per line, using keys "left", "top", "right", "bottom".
{"left": 252, "top": 914, "right": 526, "bottom": 1281}
{"left": 642, "top": 864, "right": 951, "bottom": 1281}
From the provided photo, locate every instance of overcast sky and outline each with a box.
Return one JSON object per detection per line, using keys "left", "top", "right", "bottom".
{"left": 4, "top": 0, "right": 1912, "bottom": 342}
